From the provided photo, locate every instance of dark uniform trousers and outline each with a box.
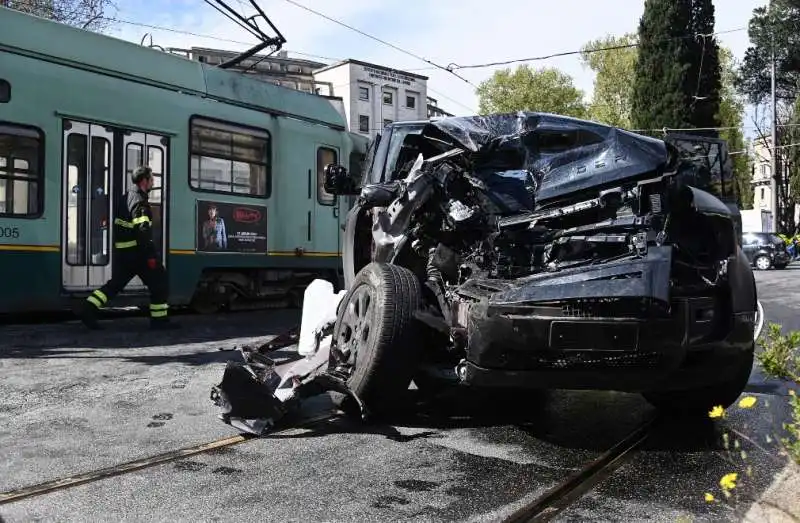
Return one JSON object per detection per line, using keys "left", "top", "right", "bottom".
{"left": 86, "top": 249, "right": 170, "bottom": 322}
{"left": 83, "top": 185, "right": 171, "bottom": 326}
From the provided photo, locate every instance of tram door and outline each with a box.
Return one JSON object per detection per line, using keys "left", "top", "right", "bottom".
{"left": 61, "top": 119, "right": 169, "bottom": 293}
{"left": 120, "top": 131, "right": 169, "bottom": 291}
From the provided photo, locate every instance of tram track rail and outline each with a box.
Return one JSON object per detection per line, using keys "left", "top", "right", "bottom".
{"left": 502, "top": 415, "right": 658, "bottom": 523}
{"left": 0, "top": 412, "right": 342, "bottom": 507}
{"left": 1, "top": 409, "right": 659, "bottom": 519}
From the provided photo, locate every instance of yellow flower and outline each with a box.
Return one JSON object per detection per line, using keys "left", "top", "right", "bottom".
{"left": 708, "top": 405, "right": 725, "bottom": 418}
{"left": 704, "top": 493, "right": 715, "bottom": 503}
{"left": 738, "top": 396, "right": 757, "bottom": 409}
{"left": 720, "top": 473, "right": 738, "bottom": 490}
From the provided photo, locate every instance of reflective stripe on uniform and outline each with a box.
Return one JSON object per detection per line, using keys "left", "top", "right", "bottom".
{"left": 87, "top": 295, "right": 103, "bottom": 309}
{"left": 150, "top": 303, "right": 168, "bottom": 318}
{"left": 115, "top": 240, "right": 137, "bottom": 249}
{"left": 114, "top": 216, "right": 150, "bottom": 229}
{"left": 92, "top": 289, "right": 108, "bottom": 304}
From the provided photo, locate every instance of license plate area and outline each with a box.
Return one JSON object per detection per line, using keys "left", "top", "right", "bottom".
{"left": 549, "top": 321, "right": 640, "bottom": 352}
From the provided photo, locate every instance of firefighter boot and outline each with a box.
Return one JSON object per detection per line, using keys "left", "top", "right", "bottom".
{"left": 79, "top": 299, "right": 104, "bottom": 330}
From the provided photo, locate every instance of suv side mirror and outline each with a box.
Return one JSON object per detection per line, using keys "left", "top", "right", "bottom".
{"left": 323, "top": 163, "right": 359, "bottom": 195}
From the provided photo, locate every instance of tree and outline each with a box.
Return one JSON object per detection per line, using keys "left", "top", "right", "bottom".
{"left": 631, "top": 0, "right": 722, "bottom": 134}
{"left": 3, "top": 0, "right": 117, "bottom": 32}
{"left": 580, "top": 33, "right": 638, "bottom": 128}
{"left": 631, "top": 0, "right": 694, "bottom": 130}
{"left": 476, "top": 65, "right": 587, "bottom": 118}
{"left": 718, "top": 47, "right": 753, "bottom": 209}
{"left": 737, "top": 0, "right": 800, "bottom": 105}
{"left": 687, "top": 0, "right": 722, "bottom": 131}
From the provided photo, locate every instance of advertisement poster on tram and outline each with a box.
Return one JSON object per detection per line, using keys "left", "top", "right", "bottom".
{"left": 196, "top": 200, "right": 267, "bottom": 253}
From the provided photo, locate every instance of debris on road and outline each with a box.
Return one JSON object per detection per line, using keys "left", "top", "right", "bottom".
{"left": 210, "top": 280, "right": 365, "bottom": 436}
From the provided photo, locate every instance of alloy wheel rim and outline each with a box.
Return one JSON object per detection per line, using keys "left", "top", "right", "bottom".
{"left": 335, "top": 283, "right": 374, "bottom": 369}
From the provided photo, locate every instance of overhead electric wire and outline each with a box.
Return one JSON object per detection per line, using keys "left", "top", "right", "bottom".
{"left": 201, "top": 0, "right": 261, "bottom": 40}
{"left": 439, "top": 26, "right": 747, "bottom": 71}
{"left": 630, "top": 123, "right": 800, "bottom": 133}
{"left": 277, "top": 0, "right": 479, "bottom": 89}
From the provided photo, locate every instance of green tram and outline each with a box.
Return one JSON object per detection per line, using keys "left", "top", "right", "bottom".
{"left": 0, "top": 6, "right": 368, "bottom": 314}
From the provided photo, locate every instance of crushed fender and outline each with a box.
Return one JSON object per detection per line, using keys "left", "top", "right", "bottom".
{"left": 210, "top": 280, "right": 367, "bottom": 436}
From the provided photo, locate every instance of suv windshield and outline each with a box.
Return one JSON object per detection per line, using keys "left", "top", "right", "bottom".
{"left": 667, "top": 135, "right": 736, "bottom": 203}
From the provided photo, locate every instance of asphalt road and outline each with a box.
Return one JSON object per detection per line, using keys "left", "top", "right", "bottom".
{"left": 0, "top": 267, "right": 798, "bottom": 522}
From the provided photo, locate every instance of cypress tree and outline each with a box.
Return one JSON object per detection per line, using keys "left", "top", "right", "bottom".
{"left": 630, "top": 0, "right": 723, "bottom": 135}
{"left": 687, "top": 0, "right": 722, "bottom": 133}
{"left": 631, "top": 0, "right": 694, "bottom": 131}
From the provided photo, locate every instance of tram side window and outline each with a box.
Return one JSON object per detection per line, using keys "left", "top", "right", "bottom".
{"left": 317, "top": 146, "right": 338, "bottom": 206}
{"left": 189, "top": 117, "right": 270, "bottom": 197}
{"left": 0, "top": 124, "right": 43, "bottom": 217}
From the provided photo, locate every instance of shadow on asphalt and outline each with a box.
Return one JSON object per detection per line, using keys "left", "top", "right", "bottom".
{"left": 267, "top": 380, "right": 792, "bottom": 459}
{"left": 0, "top": 309, "right": 301, "bottom": 359}
{"left": 263, "top": 384, "right": 794, "bottom": 522}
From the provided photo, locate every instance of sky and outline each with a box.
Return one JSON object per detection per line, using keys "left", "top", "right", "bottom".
{"left": 107, "top": 0, "right": 768, "bottom": 127}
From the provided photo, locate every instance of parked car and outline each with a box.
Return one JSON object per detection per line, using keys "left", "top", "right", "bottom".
{"left": 742, "top": 232, "right": 790, "bottom": 270}
{"left": 321, "top": 112, "right": 757, "bottom": 417}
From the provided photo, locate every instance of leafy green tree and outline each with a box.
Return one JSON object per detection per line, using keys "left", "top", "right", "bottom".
{"left": 718, "top": 47, "right": 753, "bottom": 209}
{"left": 738, "top": 0, "right": 800, "bottom": 232}
{"left": 476, "top": 65, "right": 587, "bottom": 118}
{"left": 631, "top": 0, "right": 722, "bottom": 134}
{"left": 580, "top": 33, "right": 638, "bottom": 128}
{"left": 737, "top": 0, "right": 800, "bottom": 104}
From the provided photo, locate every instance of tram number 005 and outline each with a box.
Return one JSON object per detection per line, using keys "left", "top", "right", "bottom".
{"left": 0, "top": 227, "right": 20, "bottom": 238}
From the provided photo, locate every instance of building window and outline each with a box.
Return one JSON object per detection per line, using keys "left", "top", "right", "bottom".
{"left": 383, "top": 91, "right": 393, "bottom": 105}
{"left": 0, "top": 124, "right": 43, "bottom": 217}
{"left": 189, "top": 117, "right": 270, "bottom": 197}
{"left": 761, "top": 188, "right": 765, "bottom": 200}
{"left": 383, "top": 119, "right": 393, "bottom": 128}
{"left": 358, "top": 86, "right": 369, "bottom": 101}
{"left": 359, "top": 115, "right": 370, "bottom": 133}
{"left": 317, "top": 147, "right": 338, "bottom": 206}
{"left": 405, "top": 95, "right": 416, "bottom": 109}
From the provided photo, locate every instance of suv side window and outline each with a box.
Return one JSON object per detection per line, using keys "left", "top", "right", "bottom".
{"left": 368, "top": 129, "right": 392, "bottom": 185}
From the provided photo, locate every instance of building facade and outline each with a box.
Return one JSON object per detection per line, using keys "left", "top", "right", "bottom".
{"left": 167, "top": 48, "right": 452, "bottom": 137}
{"left": 427, "top": 96, "right": 454, "bottom": 118}
{"left": 749, "top": 135, "right": 800, "bottom": 230}
{"left": 312, "top": 59, "right": 429, "bottom": 139}
{"left": 751, "top": 136, "right": 773, "bottom": 212}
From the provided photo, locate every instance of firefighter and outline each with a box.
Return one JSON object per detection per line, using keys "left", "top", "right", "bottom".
{"left": 79, "top": 166, "right": 179, "bottom": 330}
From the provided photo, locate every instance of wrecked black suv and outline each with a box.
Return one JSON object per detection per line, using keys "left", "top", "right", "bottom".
{"left": 321, "top": 111, "right": 757, "bottom": 416}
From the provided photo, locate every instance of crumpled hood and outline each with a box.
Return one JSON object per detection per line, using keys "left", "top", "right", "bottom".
{"left": 418, "top": 111, "right": 671, "bottom": 204}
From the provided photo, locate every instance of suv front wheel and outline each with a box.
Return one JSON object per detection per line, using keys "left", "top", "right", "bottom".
{"left": 642, "top": 349, "right": 754, "bottom": 416}
{"left": 331, "top": 262, "right": 422, "bottom": 414}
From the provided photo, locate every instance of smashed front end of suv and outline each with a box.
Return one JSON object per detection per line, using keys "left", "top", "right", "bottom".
{"left": 332, "top": 112, "right": 757, "bottom": 415}
{"left": 211, "top": 112, "right": 758, "bottom": 433}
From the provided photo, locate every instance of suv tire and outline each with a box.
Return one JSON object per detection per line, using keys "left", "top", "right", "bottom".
{"left": 332, "top": 262, "right": 422, "bottom": 413}
{"left": 642, "top": 348, "right": 754, "bottom": 416}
